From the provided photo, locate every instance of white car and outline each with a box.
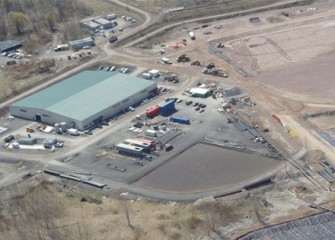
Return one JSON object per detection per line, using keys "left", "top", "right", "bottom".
{"left": 82, "top": 46, "right": 91, "bottom": 49}
{"left": 128, "top": 106, "right": 135, "bottom": 111}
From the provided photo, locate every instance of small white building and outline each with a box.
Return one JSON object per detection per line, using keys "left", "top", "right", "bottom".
{"left": 189, "top": 87, "right": 211, "bottom": 98}
{"left": 116, "top": 143, "right": 144, "bottom": 157}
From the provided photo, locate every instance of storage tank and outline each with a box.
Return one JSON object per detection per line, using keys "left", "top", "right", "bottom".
{"left": 145, "top": 129, "right": 157, "bottom": 137}
{"left": 160, "top": 100, "right": 175, "bottom": 116}
{"left": 146, "top": 105, "right": 160, "bottom": 118}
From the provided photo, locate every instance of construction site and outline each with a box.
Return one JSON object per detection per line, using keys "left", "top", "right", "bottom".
{"left": 0, "top": 0, "right": 335, "bottom": 239}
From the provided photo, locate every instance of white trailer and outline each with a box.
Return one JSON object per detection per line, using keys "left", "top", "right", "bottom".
{"left": 116, "top": 143, "right": 143, "bottom": 157}
{"left": 189, "top": 31, "right": 195, "bottom": 40}
{"left": 162, "top": 57, "right": 172, "bottom": 64}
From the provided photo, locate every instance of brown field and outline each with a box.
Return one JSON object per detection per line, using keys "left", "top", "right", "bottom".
{"left": 212, "top": 12, "right": 335, "bottom": 101}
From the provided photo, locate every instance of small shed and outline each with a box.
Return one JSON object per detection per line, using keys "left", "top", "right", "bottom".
{"left": 189, "top": 88, "right": 211, "bottom": 98}
{"left": 0, "top": 40, "right": 22, "bottom": 53}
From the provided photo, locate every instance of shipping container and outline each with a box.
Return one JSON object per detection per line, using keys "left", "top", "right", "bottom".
{"left": 146, "top": 105, "right": 160, "bottom": 118}
{"left": 160, "top": 100, "right": 175, "bottom": 116}
{"left": 17, "top": 137, "right": 37, "bottom": 145}
{"left": 170, "top": 116, "right": 190, "bottom": 125}
{"left": 272, "top": 114, "right": 281, "bottom": 124}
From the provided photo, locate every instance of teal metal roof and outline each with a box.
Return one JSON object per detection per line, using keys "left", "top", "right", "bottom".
{"left": 12, "top": 70, "right": 155, "bottom": 121}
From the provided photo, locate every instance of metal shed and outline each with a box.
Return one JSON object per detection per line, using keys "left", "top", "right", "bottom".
{"left": 0, "top": 40, "right": 22, "bottom": 53}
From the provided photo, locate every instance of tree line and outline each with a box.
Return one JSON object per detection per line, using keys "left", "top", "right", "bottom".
{"left": 0, "top": 0, "right": 93, "bottom": 42}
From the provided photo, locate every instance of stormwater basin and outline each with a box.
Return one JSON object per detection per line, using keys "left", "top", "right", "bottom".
{"left": 135, "top": 143, "right": 282, "bottom": 193}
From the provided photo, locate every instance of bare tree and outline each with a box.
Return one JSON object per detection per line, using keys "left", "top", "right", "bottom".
{"left": 8, "top": 11, "right": 27, "bottom": 34}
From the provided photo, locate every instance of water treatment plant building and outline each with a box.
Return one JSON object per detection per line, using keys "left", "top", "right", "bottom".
{"left": 10, "top": 71, "right": 157, "bottom": 130}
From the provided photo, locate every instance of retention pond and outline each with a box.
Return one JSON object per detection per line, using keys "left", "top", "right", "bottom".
{"left": 135, "top": 143, "right": 282, "bottom": 193}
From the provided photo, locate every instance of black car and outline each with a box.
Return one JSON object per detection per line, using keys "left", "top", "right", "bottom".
{"left": 193, "top": 102, "right": 199, "bottom": 107}
{"left": 185, "top": 100, "right": 193, "bottom": 105}
{"left": 200, "top": 104, "right": 207, "bottom": 108}
{"left": 4, "top": 135, "right": 14, "bottom": 143}
{"left": 109, "top": 36, "right": 118, "bottom": 43}
{"left": 166, "top": 145, "right": 174, "bottom": 151}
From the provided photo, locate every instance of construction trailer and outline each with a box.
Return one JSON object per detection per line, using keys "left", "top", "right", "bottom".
{"left": 170, "top": 116, "right": 190, "bottom": 125}
{"left": 116, "top": 143, "right": 144, "bottom": 157}
{"left": 54, "top": 44, "right": 69, "bottom": 52}
{"left": 146, "top": 105, "right": 160, "bottom": 118}
{"left": 189, "top": 87, "right": 211, "bottom": 98}
{"left": 124, "top": 139, "right": 151, "bottom": 152}
{"left": 145, "top": 129, "right": 157, "bottom": 137}
{"left": 69, "top": 37, "right": 95, "bottom": 50}
{"left": 160, "top": 100, "right": 175, "bottom": 116}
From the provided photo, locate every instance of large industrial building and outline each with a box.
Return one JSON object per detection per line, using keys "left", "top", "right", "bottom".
{"left": 10, "top": 71, "right": 157, "bottom": 130}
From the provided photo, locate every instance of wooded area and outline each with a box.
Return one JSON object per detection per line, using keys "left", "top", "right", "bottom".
{"left": 0, "top": 0, "right": 93, "bottom": 43}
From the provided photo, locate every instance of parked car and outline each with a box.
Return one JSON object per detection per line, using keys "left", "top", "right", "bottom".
{"left": 165, "top": 144, "right": 174, "bottom": 151}
{"left": 4, "top": 135, "right": 14, "bottom": 143}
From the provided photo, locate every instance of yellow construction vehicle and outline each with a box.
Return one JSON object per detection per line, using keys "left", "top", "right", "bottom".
{"left": 26, "top": 127, "right": 34, "bottom": 133}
